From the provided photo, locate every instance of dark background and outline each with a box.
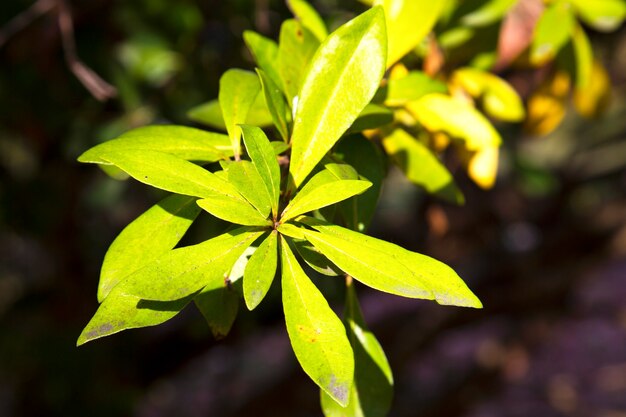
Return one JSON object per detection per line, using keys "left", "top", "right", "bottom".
{"left": 1, "top": 0, "right": 626, "bottom": 416}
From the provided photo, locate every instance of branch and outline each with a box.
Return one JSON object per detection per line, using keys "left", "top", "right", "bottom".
{"left": 0, "top": 0, "right": 55, "bottom": 48}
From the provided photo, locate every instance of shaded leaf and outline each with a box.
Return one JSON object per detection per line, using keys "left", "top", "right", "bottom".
{"left": 117, "top": 228, "right": 263, "bottom": 301}
{"left": 194, "top": 283, "right": 239, "bottom": 340}
{"left": 98, "top": 194, "right": 201, "bottom": 302}
{"left": 524, "top": 70, "right": 570, "bottom": 135}
{"left": 571, "top": 23, "right": 593, "bottom": 90}
{"left": 574, "top": 59, "right": 611, "bottom": 118}
{"left": 379, "top": 71, "right": 448, "bottom": 107}
{"left": 187, "top": 95, "right": 273, "bottom": 130}
{"left": 219, "top": 69, "right": 262, "bottom": 157}
{"left": 244, "top": 231, "right": 278, "bottom": 310}
{"left": 294, "top": 239, "right": 342, "bottom": 276}
{"left": 382, "top": 128, "right": 464, "bottom": 204}
{"left": 461, "top": 0, "right": 518, "bottom": 27}
{"left": 289, "top": 7, "right": 387, "bottom": 187}
{"left": 348, "top": 104, "right": 394, "bottom": 133}
{"left": 281, "top": 237, "right": 354, "bottom": 406}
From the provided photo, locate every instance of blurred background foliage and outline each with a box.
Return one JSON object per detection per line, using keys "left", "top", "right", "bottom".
{"left": 1, "top": 0, "right": 626, "bottom": 416}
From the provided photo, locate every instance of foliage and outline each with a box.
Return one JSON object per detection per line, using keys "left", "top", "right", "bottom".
{"left": 76, "top": 0, "right": 625, "bottom": 415}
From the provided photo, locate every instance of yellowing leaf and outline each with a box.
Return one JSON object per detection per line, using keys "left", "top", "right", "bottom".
{"left": 574, "top": 59, "right": 611, "bottom": 118}
{"left": 375, "top": 0, "right": 445, "bottom": 67}
{"left": 289, "top": 7, "right": 387, "bottom": 187}
{"left": 524, "top": 70, "right": 570, "bottom": 135}
{"left": 468, "top": 146, "right": 499, "bottom": 189}
{"left": 407, "top": 93, "right": 502, "bottom": 150}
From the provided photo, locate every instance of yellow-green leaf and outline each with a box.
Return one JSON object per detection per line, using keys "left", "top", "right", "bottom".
{"left": 287, "top": 0, "right": 328, "bottom": 42}
{"left": 570, "top": 0, "right": 626, "bottom": 32}
{"left": 228, "top": 160, "right": 272, "bottom": 218}
{"left": 187, "top": 95, "right": 273, "bottom": 130}
{"left": 257, "top": 69, "right": 291, "bottom": 142}
{"left": 197, "top": 194, "right": 271, "bottom": 226}
{"left": 530, "top": 2, "right": 575, "bottom": 65}
{"left": 219, "top": 69, "right": 262, "bottom": 158}
{"left": 289, "top": 7, "right": 387, "bottom": 187}
{"left": 281, "top": 237, "right": 354, "bottom": 406}
{"left": 243, "top": 231, "right": 278, "bottom": 310}
{"left": 244, "top": 30, "right": 283, "bottom": 89}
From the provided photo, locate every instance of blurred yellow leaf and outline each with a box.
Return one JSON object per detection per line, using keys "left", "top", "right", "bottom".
{"left": 452, "top": 67, "right": 525, "bottom": 122}
{"left": 574, "top": 59, "right": 611, "bottom": 118}
{"left": 524, "top": 70, "right": 570, "bottom": 135}
{"left": 571, "top": 23, "right": 593, "bottom": 89}
{"left": 468, "top": 146, "right": 499, "bottom": 189}
{"left": 570, "top": 0, "right": 626, "bottom": 32}
{"left": 407, "top": 93, "right": 502, "bottom": 150}
{"left": 375, "top": 0, "right": 446, "bottom": 68}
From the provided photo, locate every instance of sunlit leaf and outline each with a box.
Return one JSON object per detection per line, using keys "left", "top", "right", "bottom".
{"left": 382, "top": 128, "right": 464, "bottom": 204}
{"left": 571, "top": 23, "right": 593, "bottom": 90}
{"left": 243, "top": 231, "right": 278, "bottom": 310}
{"left": 244, "top": 30, "right": 283, "bottom": 89}
{"left": 257, "top": 69, "right": 291, "bottom": 142}
{"left": 228, "top": 160, "right": 272, "bottom": 218}
{"left": 380, "top": 71, "right": 448, "bottom": 107}
{"left": 407, "top": 93, "right": 501, "bottom": 150}
{"left": 570, "top": 0, "right": 626, "bottom": 32}
{"left": 77, "top": 289, "right": 193, "bottom": 346}
{"left": 321, "top": 282, "right": 393, "bottom": 417}
{"left": 282, "top": 170, "right": 372, "bottom": 221}
{"left": 287, "top": 0, "right": 329, "bottom": 42}
{"left": 240, "top": 125, "right": 281, "bottom": 218}
{"left": 468, "top": 146, "right": 499, "bottom": 189}
{"left": 78, "top": 125, "right": 231, "bottom": 164}
{"left": 375, "top": 0, "right": 445, "bottom": 67}
{"left": 281, "top": 237, "right": 354, "bottom": 406}
{"left": 289, "top": 7, "right": 387, "bottom": 187}
{"left": 278, "top": 19, "right": 320, "bottom": 105}
{"left": 219, "top": 69, "right": 262, "bottom": 157}
{"left": 461, "top": 0, "right": 518, "bottom": 27}
{"left": 299, "top": 218, "right": 482, "bottom": 307}
{"left": 98, "top": 194, "right": 201, "bottom": 302}
{"left": 530, "top": 2, "right": 575, "bottom": 65}
{"left": 197, "top": 194, "right": 271, "bottom": 226}
{"left": 117, "top": 228, "right": 263, "bottom": 301}
{"left": 452, "top": 67, "right": 525, "bottom": 122}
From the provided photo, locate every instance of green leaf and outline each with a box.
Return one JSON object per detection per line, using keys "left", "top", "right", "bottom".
{"left": 257, "top": 69, "right": 291, "bottom": 142}
{"left": 381, "top": 129, "right": 464, "bottom": 204}
{"left": 187, "top": 95, "right": 273, "bottom": 130}
{"left": 282, "top": 170, "right": 372, "bottom": 221}
{"left": 406, "top": 93, "right": 501, "bottom": 150}
{"left": 194, "top": 283, "right": 240, "bottom": 340}
{"left": 278, "top": 19, "right": 321, "bottom": 105}
{"left": 77, "top": 289, "right": 193, "bottom": 346}
{"left": 243, "top": 230, "right": 278, "bottom": 310}
{"left": 244, "top": 30, "right": 283, "bottom": 89}
{"left": 530, "top": 2, "right": 575, "bottom": 65}
{"left": 347, "top": 104, "right": 394, "bottom": 134}
{"left": 379, "top": 71, "right": 448, "bottom": 107}
{"left": 219, "top": 69, "right": 262, "bottom": 157}
{"left": 321, "top": 282, "right": 393, "bottom": 417}
{"left": 289, "top": 7, "right": 387, "bottom": 187}
{"left": 84, "top": 148, "right": 243, "bottom": 199}
{"left": 460, "top": 0, "right": 517, "bottom": 27}
{"left": 117, "top": 228, "right": 263, "bottom": 301}
{"left": 570, "top": 0, "right": 626, "bottom": 32}
{"left": 78, "top": 125, "right": 232, "bottom": 164}
{"left": 299, "top": 218, "right": 482, "bottom": 307}
{"left": 287, "top": 0, "right": 328, "bottom": 42}
{"left": 271, "top": 141, "right": 290, "bottom": 155}
{"left": 334, "top": 135, "right": 386, "bottom": 232}
{"left": 240, "top": 125, "right": 282, "bottom": 218}
{"left": 98, "top": 194, "right": 201, "bottom": 302}
{"left": 228, "top": 160, "right": 272, "bottom": 218}
{"left": 197, "top": 194, "right": 271, "bottom": 226}
{"left": 376, "top": 0, "right": 445, "bottom": 67}
{"left": 281, "top": 237, "right": 354, "bottom": 406}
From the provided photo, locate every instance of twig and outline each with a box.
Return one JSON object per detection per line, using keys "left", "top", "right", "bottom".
{"left": 57, "top": 0, "right": 117, "bottom": 101}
